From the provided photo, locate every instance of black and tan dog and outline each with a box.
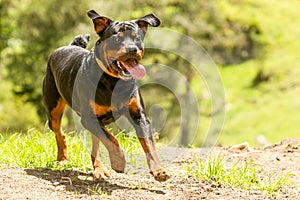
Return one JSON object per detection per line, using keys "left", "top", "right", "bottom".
{"left": 42, "top": 10, "right": 169, "bottom": 182}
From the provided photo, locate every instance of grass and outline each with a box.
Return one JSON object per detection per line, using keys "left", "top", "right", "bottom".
{"left": 184, "top": 155, "right": 294, "bottom": 198}
{"left": 0, "top": 128, "right": 142, "bottom": 171}
{"left": 87, "top": 182, "right": 110, "bottom": 197}
{"left": 218, "top": 62, "right": 300, "bottom": 146}
{"left": 0, "top": 129, "right": 90, "bottom": 170}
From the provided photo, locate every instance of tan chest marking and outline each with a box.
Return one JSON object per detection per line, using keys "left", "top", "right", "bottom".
{"left": 89, "top": 96, "right": 141, "bottom": 117}
{"left": 89, "top": 100, "right": 112, "bottom": 117}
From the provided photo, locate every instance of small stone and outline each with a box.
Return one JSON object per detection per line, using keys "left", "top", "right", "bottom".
{"left": 52, "top": 182, "right": 60, "bottom": 186}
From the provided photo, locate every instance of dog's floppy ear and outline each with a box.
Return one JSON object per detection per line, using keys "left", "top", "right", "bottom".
{"left": 87, "top": 10, "right": 112, "bottom": 36}
{"left": 137, "top": 14, "right": 161, "bottom": 33}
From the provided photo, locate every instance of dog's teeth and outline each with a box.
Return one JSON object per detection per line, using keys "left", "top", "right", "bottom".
{"left": 117, "top": 62, "right": 121, "bottom": 68}
{"left": 134, "top": 59, "right": 138, "bottom": 65}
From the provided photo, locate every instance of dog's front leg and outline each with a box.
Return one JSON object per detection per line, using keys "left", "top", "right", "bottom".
{"left": 136, "top": 124, "right": 170, "bottom": 182}
{"left": 81, "top": 113, "right": 126, "bottom": 179}
{"left": 127, "top": 91, "right": 170, "bottom": 182}
{"left": 90, "top": 133, "right": 111, "bottom": 179}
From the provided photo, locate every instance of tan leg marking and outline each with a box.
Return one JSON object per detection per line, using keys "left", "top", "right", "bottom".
{"left": 50, "top": 97, "right": 68, "bottom": 162}
{"left": 128, "top": 95, "right": 141, "bottom": 114}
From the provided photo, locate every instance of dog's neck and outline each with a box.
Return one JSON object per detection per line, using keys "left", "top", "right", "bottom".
{"left": 95, "top": 56, "right": 119, "bottom": 79}
{"left": 93, "top": 41, "right": 119, "bottom": 78}
{"left": 84, "top": 51, "right": 136, "bottom": 93}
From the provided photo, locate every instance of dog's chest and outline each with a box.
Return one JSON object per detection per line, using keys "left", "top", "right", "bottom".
{"left": 89, "top": 79, "right": 137, "bottom": 123}
{"left": 89, "top": 99, "right": 131, "bottom": 124}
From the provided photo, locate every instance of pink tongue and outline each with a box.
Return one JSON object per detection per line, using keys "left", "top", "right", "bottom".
{"left": 127, "top": 64, "right": 146, "bottom": 80}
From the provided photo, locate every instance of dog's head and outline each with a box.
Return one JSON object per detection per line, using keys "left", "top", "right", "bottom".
{"left": 87, "top": 10, "right": 160, "bottom": 80}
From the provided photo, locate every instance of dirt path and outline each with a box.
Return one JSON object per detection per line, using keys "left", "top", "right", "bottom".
{"left": 1, "top": 138, "right": 299, "bottom": 200}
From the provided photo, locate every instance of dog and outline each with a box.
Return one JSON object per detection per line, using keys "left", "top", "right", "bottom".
{"left": 69, "top": 34, "right": 90, "bottom": 48}
{"left": 42, "top": 10, "right": 169, "bottom": 182}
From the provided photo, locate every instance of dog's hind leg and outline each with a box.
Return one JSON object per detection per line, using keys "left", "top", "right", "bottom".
{"left": 50, "top": 97, "right": 68, "bottom": 162}
{"left": 43, "top": 77, "right": 68, "bottom": 162}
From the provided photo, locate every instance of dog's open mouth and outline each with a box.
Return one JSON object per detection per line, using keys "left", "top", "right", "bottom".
{"left": 111, "top": 58, "right": 146, "bottom": 80}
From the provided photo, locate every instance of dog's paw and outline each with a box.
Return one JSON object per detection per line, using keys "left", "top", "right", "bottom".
{"left": 111, "top": 159, "right": 125, "bottom": 173}
{"left": 151, "top": 169, "right": 170, "bottom": 182}
{"left": 93, "top": 166, "right": 111, "bottom": 180}
{"left": 56, "top": 156, "right": 68, "bottom": 166}
{"left": 57, "top": 154, "right": 69, "bottom": 163}
{"left": 57, "top": 160, "right": 68, "bottom": 166}
{"left": 109, "top": 149, "right": 126, "bottom": 173}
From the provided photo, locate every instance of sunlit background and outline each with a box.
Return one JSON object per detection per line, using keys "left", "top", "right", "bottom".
{"left": 1, "top": 0, "right": 299, "bottom": 147}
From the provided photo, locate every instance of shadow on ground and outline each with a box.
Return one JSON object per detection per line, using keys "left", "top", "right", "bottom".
{"left": 24, "top": 168, "right": 165, "bottom": 196}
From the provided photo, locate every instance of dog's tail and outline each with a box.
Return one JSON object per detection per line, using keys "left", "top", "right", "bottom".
{"left": 69, "top": 34, "right": 90, "bottom": 49}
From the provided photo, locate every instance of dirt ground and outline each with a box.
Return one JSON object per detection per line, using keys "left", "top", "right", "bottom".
{"left": 0, "top": 138, "right": 299, "bottom": 200}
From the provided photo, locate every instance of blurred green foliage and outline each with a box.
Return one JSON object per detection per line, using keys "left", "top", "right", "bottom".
{"left": 2, "top": 0, "right": 89, "bottom": 118}
{"left": 0, "top": 0, "right": 299, "bottom": 146}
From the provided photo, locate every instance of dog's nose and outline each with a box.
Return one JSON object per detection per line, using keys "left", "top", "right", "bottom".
{"left": 126, "top": 46, "right": 138, "bottom": 55}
